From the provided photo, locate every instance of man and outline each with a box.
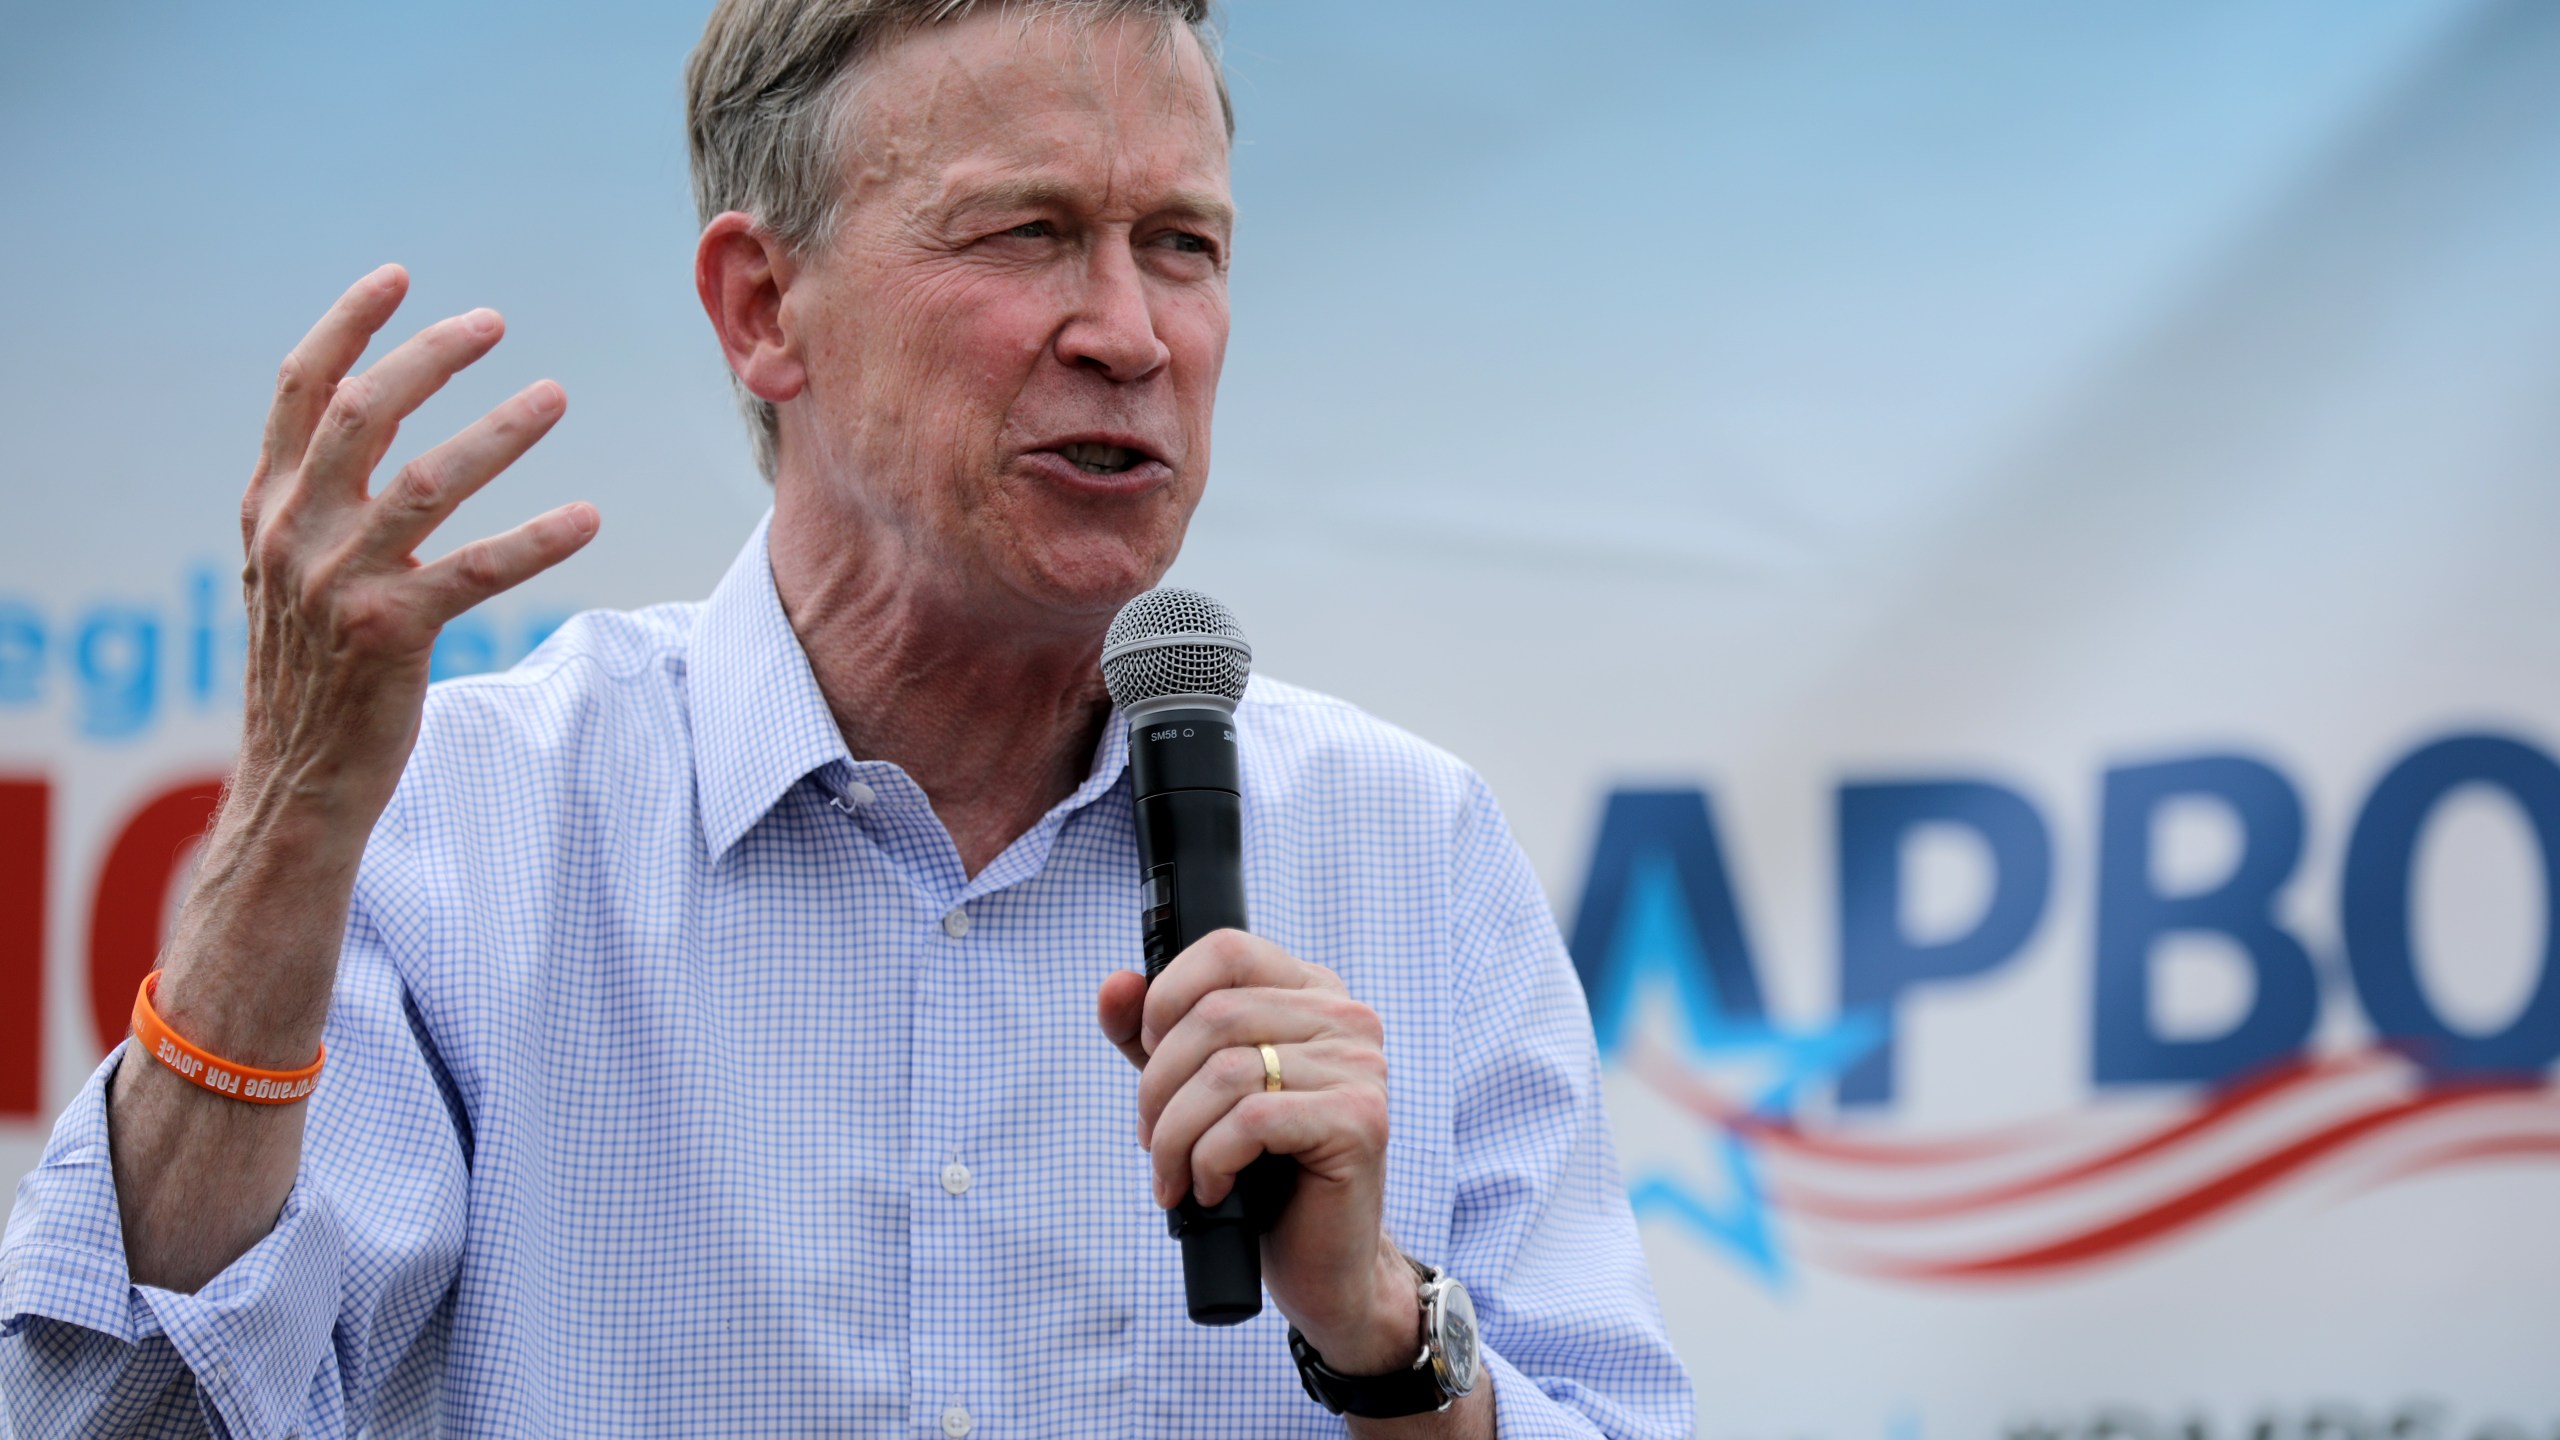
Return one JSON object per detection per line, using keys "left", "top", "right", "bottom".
{"left": 0, "top": 1, "right": 1691, "bottom": 1434}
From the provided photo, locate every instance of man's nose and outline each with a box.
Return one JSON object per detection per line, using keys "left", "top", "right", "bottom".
{"left": 1055, "top": 242, "right": 1172, "bottom": 382}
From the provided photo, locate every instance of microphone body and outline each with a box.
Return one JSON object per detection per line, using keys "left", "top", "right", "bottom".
{"left": 1129, "top": 707, "right": 1249, "bottom": 973}
{"left": 1104, "top": 590, "right": 1298, "bottom": 1327}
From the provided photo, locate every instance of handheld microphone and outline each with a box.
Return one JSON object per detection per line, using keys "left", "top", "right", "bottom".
{"left": 1101, "top": 588, "right": 1298, "bottom": 1326}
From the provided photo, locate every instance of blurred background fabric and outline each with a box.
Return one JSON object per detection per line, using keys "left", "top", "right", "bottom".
{"left": 4, "top": 3, "right": 2556, "bottom": 1436}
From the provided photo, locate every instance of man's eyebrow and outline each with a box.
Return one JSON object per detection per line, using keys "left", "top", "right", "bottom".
{"left": 945, "top": 177, "right": 1234, "bottom": 230}
{"left": 1153, "top": 190, "right": 1237, "bottom": 229}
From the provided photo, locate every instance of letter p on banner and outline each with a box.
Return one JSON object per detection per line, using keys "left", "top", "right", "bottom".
{"left": 1836, "top": 779, "right": 2053, "bottom": 1106}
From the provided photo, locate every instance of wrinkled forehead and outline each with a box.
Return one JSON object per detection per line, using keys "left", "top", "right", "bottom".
{"left": 844, "top": 8, "right": 1229, "bottom": 192}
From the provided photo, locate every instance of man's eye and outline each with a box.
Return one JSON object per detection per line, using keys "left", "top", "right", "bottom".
{"left": 1002, "top": 221, "right": 1052, "bottom": 240}
{"left": 1160, "top": 232, "right": 1211, "bottom": 256}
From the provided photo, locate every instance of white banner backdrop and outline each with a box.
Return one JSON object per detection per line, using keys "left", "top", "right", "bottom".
{"left": 5, "top": 3, "right": 2556, "bottom": 1437}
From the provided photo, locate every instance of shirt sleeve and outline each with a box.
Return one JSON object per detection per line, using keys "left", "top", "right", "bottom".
{"left": 0, "top": 898, "right": 471, "bottom": 1440}
{"left": 1442, "top": 773, "right": 1696, "bottom": 1440}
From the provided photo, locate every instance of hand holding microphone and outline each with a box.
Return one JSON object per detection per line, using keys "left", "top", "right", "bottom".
{"left": 1094, "top": 592, "right": 1427, "bottom": 1377}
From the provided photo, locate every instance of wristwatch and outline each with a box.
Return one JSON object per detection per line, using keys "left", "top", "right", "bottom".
{"left": 1288, "top": 1252, "right": 1482, "bottom": 1418}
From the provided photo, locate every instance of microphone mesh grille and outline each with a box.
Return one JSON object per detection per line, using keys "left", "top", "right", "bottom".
{"left": 1101, "top": 588, "right": 1252, "bottom": 708}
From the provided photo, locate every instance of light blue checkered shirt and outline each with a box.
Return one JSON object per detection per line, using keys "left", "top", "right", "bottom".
{"left": 1, "top": 519, "right": 1690, "bottom": 1438}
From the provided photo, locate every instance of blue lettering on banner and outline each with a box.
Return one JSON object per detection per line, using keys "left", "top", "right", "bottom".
{"left": 1836, "top": 779, "right": 2052, "bottom": 1106}
{"left": 73, "top": 606, "right": 159, "bottom": 740}
{"left": 1564, "top": 788, "right": 1882, "bottom": 1283}
{"left": 0, "top": 601, "right": 43, "bottom": 704}
{"left": 187, "top": 567, "right": 222, "bottom": 705}
{"left": 1574, "top": 739, "right": 2560, "bottom": 1103}
{"left": 2342, "top": 733, "right": 2560, "bottom": 1078}
{"left": 1569, "top": 789, "right": 1769, "bottom": 1048}
{"left": 0, "top": 570, "right": 579, "bottom": 743}
{"left": 1568, "top": 731, "right": 2560, "bottom": 1284}
{"left": 2093, "top": 754, "right": 2319, "bottom": 1086}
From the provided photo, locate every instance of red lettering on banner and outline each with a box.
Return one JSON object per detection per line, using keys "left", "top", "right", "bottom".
{"left": 0, "top": 779, "right": 45, "bottom": 1119}
{"left": 86, "top": 777, "right": 225, "bottom": 1055}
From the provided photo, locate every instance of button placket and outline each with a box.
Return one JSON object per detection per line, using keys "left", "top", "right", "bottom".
{"left": 913, "top": 891, "right": 986, "bottom": 1439}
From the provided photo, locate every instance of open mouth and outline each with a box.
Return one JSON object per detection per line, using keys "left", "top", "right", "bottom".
{"left": 1056, "top": 441, "right": 1151, "bottom": 475}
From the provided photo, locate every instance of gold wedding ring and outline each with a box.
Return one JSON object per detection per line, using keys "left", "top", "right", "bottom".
{"left": 1258, "top": 1042, "right": 1285, "bottom": 1093}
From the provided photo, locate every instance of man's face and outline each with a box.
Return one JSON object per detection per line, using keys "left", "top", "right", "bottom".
{"left": 776, "top": 8, "right": 1232, "bottom": 622}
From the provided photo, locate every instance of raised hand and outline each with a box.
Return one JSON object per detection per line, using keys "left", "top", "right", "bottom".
{"left": 236, "top": 263, "right": 595, "bottom": 822}
{"left": 108, "top": 265, "right": 594, "bottom": 1292}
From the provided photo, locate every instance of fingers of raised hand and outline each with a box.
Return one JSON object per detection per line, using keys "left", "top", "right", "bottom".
{"left": 361, "top": 381, "right": 565, "bottom": 560}
{"left": 296, "top": 307, "right": 508, "bottom": 501}
{"left": 1136, "top": 983, "right": 1380, "bottom": 1138}
{"left": 256, "top": 265, "right": 409, "bottom": 487}
{"left": 1141, "top": 929, "right": 1346, "bottom": 1054}
{"left": 413, "top": 502, "right": 600, "bottom": 625}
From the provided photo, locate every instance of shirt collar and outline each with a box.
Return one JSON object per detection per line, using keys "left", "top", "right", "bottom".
{"left": 688, "top": 514, "right": 857, "bottom": 860}
{"left": 685, "top": 514, "right": 1135, "bottom": 864}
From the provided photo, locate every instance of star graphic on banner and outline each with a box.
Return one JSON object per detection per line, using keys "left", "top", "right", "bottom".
{"left": 1599, "top": 857, "right": 1883, "bottom": 1288}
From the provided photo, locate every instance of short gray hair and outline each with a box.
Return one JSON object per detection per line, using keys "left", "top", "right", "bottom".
{"left": 684, "top": 0, "right": 1231, "bottom": 481}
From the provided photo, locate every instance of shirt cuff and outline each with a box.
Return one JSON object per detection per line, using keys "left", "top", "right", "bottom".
{"left": 3, "top": 1046, "right": 141, "bottom": 1342}
{"left": 2, "top": 1044, "right": 347, "bottom": 1440}
{"left": 1483, "top": 1341, "right": 1664, "bottom": 1440}
{"left": 139, "top": 1184, "right": 344, "bottom": 1440}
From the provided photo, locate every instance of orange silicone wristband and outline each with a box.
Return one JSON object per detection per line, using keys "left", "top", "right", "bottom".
{"left": 131, "top": 970, "right": 324, "bottom": 1104}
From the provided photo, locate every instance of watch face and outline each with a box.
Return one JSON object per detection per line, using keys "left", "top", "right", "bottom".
{"left": 1428, "top": 1276, "right": 1481, "bottom": 1397}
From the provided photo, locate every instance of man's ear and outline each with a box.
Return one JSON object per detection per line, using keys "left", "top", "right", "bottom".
{"left": 695, "top": 211, "right": 807, "bottom": 406}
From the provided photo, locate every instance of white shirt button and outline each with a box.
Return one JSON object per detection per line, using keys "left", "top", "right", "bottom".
{"left": 940, "top": 1160, "right": 972, "bottom": 1197}
{"left": 941, "top": 1403, "right": 974, "bottom": 1438}
{"left": 942, "top": 908, "right": 971, "bottom": 938}
{"left": 841, "top": 778, "right": 877, "bottom": 807}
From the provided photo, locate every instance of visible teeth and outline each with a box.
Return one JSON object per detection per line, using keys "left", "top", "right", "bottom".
{"left": 1061, "top": 442, "right": 1138, "bottom": 472}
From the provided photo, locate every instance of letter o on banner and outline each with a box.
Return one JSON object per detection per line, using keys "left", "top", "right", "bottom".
{"left": 2342, "top": 734, "right": 2560, "bottom": 1077}
{"left": 87, "top": 777, "right": 225, "bottom": 1054}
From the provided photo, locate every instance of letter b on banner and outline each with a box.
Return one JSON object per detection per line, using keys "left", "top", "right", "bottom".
{"left": 2094, "top": 755, "right": 2319, "bottom": 1085}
